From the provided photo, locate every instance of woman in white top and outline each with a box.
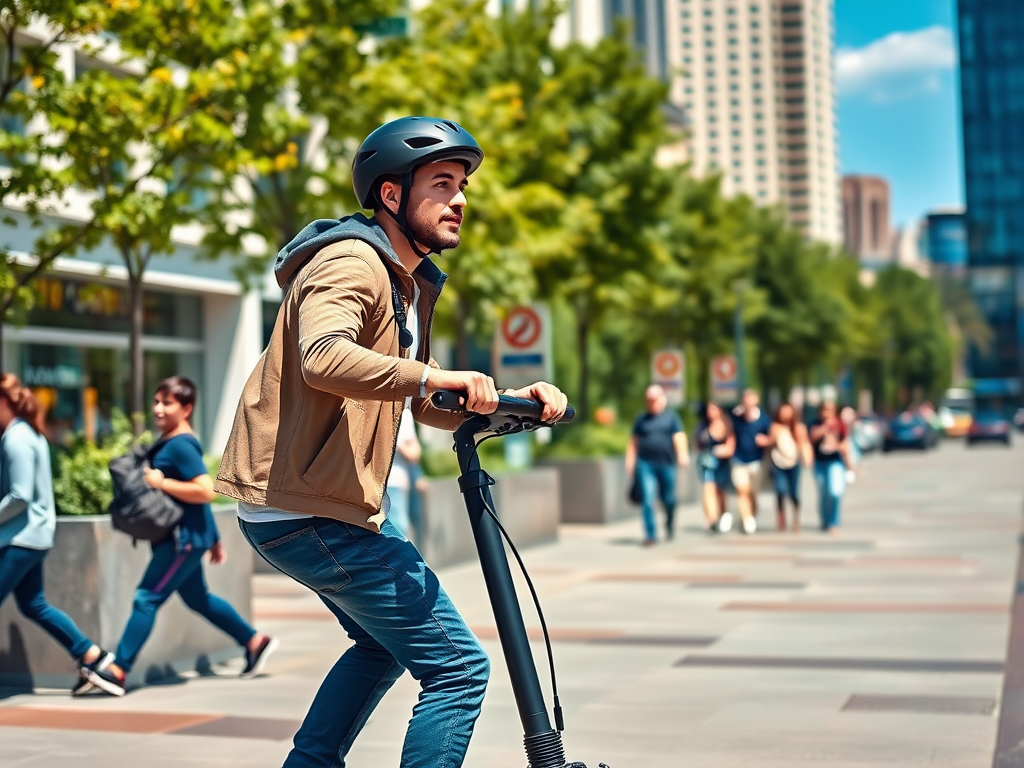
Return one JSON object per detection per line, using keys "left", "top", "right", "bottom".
{"left": 766, "top": 403, "right": 812, "bottom": 532}
{"left": 386, "top": 409, "right": 422, "bottom": 540}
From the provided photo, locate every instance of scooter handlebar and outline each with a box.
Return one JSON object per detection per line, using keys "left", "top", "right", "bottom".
{"left": 431, "top": 390, "right": 576, "bottom": 425}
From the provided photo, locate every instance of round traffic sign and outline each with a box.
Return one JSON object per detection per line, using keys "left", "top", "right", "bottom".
{"left": 653, "top": 351, "right": 682, "bottom": 378}
{"left": 501, "top": 306, "right": 542, "bottom": 349}
{"left": 712, "top": 356, "right": 737, "bottom": 382}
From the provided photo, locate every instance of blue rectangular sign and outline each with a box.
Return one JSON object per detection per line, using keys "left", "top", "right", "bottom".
{"left": 501, "top": 354, "right": 544, "bottom": 366}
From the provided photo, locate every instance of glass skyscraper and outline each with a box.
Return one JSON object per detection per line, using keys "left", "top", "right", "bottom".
{"left": 958, "top": 0, "right": 1024, "bottom": 399}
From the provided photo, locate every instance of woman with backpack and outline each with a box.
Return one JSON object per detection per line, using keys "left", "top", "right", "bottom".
{"left": 765, "top": 402, "right": 812, "bottom": 532}
{"left": 0, "top": 373, "right": 121, "bottom": 696}
{"left": 88, "top": 376, "right": 276, "bottom": 694}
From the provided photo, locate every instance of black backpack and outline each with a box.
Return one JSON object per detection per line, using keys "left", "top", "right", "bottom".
{"left": 108, "top": 443, "right": 183, "bottom": 543}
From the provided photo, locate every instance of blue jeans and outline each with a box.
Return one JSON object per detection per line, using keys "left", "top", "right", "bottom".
{"left": 636, "top": 459, "right": 677, "bottom": 541}
{"left": 115, "top": 538, "right": 255, "bottom": 672}
{"left": 813, "top": 460, "right": 846, "bottom": 530}
{"left": 386, "top": 487, "right": 411, "bottom": 539}
{"left": 0, "top": 545, "right": 92, "bottom": 659}
{"left": 773, "top": 464, "right": 801, "bottom": 505}
{"left": 238, "top": 516, "right": 489, "bottom": 768}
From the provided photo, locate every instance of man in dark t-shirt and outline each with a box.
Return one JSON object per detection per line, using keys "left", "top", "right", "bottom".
{"left": 730, "top": 388, "right": 772, "bottom": 534}
{"left": 626, "top": 385, "right": 690, "bottom": 545}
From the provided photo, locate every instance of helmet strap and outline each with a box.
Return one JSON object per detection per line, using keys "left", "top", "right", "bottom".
{"left": 377, "top": 171, "right": 433, "bottom": 260}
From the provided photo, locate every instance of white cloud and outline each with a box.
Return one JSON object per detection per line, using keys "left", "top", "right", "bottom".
{"left": 836, "top": 26, "right": 957, "bottom": 100}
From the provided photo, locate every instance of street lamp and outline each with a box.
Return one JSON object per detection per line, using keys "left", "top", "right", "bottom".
{"left": 733, "top": 278, "right": 749, "bottom": 393}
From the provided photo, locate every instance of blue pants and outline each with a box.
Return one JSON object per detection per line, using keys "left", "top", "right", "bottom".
{"left": 386, "top": 487, "right": 411, "bottom": 540}
{"left": 239, "top": 516, "right": 489, "bottom": 768}
{"left": 813, "top": 460, "right": 846, "bottom": 530}
{"left": 636, "top": 459, "right": 677, "bottom": 541}
{"left": 773, "top": 464, "right": 801, "bottom": 505}
{"left": 0, "top": 545, "right": 92, "bottom": 659}
{"left": 115, "top": 539, "right": 255, "bottom": 671}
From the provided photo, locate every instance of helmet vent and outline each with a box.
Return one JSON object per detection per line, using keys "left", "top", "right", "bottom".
{"left": 404, "top": 136, "right": 443, "bottom": 149}
{"left": 440, "top": 121, "right": 460, "bottom": 133}
{"left": 356, "top": 150, "right": 377, "bottom": 164}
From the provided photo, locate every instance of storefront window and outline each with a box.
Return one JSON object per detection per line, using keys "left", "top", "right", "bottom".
{"left": 10, "top": 341, "right": 203, "bottom": 445}
{"left": 29, "top": 276, "right": 202, "bottom": 338}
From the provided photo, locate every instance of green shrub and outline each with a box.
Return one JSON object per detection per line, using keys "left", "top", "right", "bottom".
{"left": 536, "top": 422, "right": 632, "bottom": 460}
{"left": 52, "top": 411, "right": 149, "bottom": 516}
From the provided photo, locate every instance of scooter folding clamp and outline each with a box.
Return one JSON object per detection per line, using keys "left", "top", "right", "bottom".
{"left": 458, "top": 469, "right": 495, "bottom": 493}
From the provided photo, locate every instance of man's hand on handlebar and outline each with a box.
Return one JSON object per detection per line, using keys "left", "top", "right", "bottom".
{"left": 501, "top": 381, "right": 568, "bottom": 424}
{"left": 424, "top": 369, "right": 499, "bottom": 414}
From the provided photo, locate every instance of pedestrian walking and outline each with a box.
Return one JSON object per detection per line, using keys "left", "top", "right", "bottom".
{"left": 695, "top": 402, "right": 735, "bottom": 533}
{"left": 626, "top": 385, "right": 690, "bottom": 545}
{"left": 730, "top": 389, "right": 772, "bottom": 534}
{"left": 87, "top": 376, "right": 277, "bottom": 695}
{"left": 766, "top": 403, "right": 812, "bottom": 532}
{"left": 387, "top": 409, "right": 423, "bottom": 540}
{"left": 0, "top": 373, "right": 123, "bottom": 696}
{"left": 216, "top": 117, "right": 568, "bottom": 768}
{"left": 809, "top": 401, "right": 853, "bottom": 533}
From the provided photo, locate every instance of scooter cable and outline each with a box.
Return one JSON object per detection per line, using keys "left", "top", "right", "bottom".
{"left": 466, "top": 434, "right": 565, "bottom": 732}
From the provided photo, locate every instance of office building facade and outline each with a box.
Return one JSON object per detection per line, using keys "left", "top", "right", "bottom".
{"left": 958, "top": 0, "right": 1024, "bottom": 399}
{"left": 923, "top": 209, "right": 967, "bottom": 272}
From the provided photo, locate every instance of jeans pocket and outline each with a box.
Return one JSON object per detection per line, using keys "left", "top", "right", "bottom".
{"left": 257, "top": 525, "right": 353, "bottom": 593}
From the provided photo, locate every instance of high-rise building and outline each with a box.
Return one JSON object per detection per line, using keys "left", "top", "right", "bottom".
{"left": 553, "top": 0, "right": 680, "bottom": 86}
{"left": 958, "top": 0, "right": 1024, "bottom": 400}
{"left": 922, "top": 209, "right": 967, "bottom": 273}
{"left": 676, "top": 0, "right": 841, "bottom": 243}
{"left": 841, "top": 175, "right": 891, "bottom": 263}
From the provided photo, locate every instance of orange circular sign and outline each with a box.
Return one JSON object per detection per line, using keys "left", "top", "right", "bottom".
{"left": 653, "top": 352, "right": 682, "bottom": 378}
{"left": 712, "top": 356, "right": 737, "bottom": 382}
{"left": 501, "top": 306, "right": 542, "bottom": 349}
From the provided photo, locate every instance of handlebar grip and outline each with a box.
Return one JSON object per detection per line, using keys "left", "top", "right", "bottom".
{"left": 430, "top": 391, "right": 575, "bottom": 424}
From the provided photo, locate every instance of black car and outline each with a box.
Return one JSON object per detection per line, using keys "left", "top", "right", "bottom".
{"left": 967, "top": 411, "right": 1012, "bottom": 446}
{"left": 883, "top": 413, "right": 937, "bottom": 452}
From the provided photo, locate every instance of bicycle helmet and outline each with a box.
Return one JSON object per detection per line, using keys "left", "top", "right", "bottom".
{"left": 352, "top": 117, "right": 484, "bottom": 257}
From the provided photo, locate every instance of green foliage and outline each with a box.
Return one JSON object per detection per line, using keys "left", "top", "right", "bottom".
{"left": 538, "top": 422, "right": 633, "bottom": 459}
{"left": 52, "top": 411, "right": 151, "bottom": 516}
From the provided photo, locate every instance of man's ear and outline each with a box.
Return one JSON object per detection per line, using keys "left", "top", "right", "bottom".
{"left": 379, "top": 180, "right": 402, "bottom": 215}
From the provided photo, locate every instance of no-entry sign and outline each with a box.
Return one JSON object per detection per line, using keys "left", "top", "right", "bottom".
{"left": 493, "top": 304, "right": 552, "bottom": 389}
{"left": 710, "top": 355, "right": 739, "bottom": 404}
{"left": 651, "top": 349, "right": 685, "bottom": 406}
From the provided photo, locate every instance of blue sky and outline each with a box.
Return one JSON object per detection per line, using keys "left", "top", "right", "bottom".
{"left": 834, "top": 0, "right": 962, "bottom": 227}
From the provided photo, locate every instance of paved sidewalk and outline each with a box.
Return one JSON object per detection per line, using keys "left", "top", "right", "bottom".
{"left": 2, "top": 440, "right": 1020, "bottom": 767}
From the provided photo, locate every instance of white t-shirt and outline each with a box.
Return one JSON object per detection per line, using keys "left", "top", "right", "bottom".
{"left": 237, "top": 280, "right": 421, "bottom": 524}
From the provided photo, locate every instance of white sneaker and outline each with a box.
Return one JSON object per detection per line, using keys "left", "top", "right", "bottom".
{"left": 717, "top": 512, "right": 733, "bottom": 533}
{"left": 742, "top": 516, "right": 757, "bottom": 534}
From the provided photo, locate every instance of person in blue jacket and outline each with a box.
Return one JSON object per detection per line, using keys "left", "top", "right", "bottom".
{"left": 87, "top": 376, "right": 277, "bottom": 694}
{"left": 0, "top": 374, "right": 119, "bottom": 695}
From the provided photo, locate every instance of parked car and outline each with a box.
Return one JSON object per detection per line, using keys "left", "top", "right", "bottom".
{"left": 852, "top": 413, "right": 885, "bottom": 453}
{"left": 967, "top": 411, "right": 1012, "bottom": 446}
{"left": 883, "top": 413, "right": 938, "bottom": 452}
{"left": 1013, "top": 408, "right": 1024, "bottom": 432}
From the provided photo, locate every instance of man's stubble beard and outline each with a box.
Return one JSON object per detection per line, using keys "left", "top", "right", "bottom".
{"left": 408, "top": 207, "right": 461, "bottom": 254}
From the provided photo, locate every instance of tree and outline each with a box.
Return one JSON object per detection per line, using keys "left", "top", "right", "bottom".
{"left": 42, "top": 0, "right": 282, "bottom": 432}
{"left": 868, "top": 266, "right": 954, "bottom": 404}
{"left": 201, "top": 0, "right": 396, "bottom": 277}
{"left": 0, "top": 1, "right": 107, "bottom": 365}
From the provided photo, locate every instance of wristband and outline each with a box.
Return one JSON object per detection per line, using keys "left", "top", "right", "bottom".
{"left": 419, "top": 366, "right": 430, "bottom": 399}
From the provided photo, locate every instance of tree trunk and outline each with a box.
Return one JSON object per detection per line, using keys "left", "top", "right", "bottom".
{"left": 576, "top": 310, "right": 590, "bottom": 423}
{"left": 454, "top": 296, "right": 471, "bottom": 370}
{"left": 128, "top": 271, "right": 145, "bottom": 437}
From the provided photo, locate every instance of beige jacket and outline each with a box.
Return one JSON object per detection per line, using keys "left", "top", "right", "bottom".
{"left": 214, "top": 235, "right": 463, "bottom": 531}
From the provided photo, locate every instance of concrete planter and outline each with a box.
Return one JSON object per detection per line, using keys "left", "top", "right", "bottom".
{"left": 249, "top": 468, "right": 562, "bottom": 575}
{"left": 418, "top": 467, "right": 561, "bottom": 570}
{"left": 540, "top": 456, "right": 697, "bottom": 525}
{"left": 0, "top": 507, "right": 252, "bottom": 690}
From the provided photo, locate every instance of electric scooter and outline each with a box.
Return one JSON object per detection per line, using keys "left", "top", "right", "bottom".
{"left": 431, "top": 391, "right": 609, "bottom": 768}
